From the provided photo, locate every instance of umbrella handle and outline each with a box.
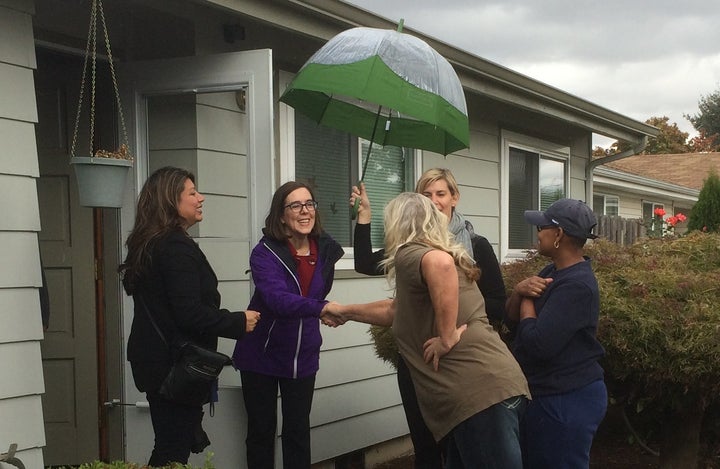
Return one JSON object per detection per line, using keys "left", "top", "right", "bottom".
{"left": 352, "top": 106, "right": 383, "bottom": 221}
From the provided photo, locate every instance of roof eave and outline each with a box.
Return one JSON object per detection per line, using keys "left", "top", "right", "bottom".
{"left": 594, "top": 166, "right": 700, "bottom": 200}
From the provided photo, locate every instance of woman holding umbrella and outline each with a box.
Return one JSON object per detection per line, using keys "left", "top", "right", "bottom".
{"left": 349, "top": 168, "right": 508, "bottom": 468}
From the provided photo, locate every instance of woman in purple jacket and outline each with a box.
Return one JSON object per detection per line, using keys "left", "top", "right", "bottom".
{"left": 233, "top": 181, "right": 344, "bottom": 469}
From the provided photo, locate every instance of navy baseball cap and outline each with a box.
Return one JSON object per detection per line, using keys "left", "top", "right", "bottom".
{"left": 524, "top": 198, "right": 598, "bottom": 240}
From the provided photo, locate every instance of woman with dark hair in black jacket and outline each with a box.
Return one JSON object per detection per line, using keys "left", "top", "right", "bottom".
{"left": 349, "top": 168, "right": 507, "bottom": 469}
{"left": 119, "top": 166, "right": 260, "bottom": 466}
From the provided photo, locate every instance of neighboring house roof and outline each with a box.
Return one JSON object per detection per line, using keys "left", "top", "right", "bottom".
{"left": 603, "top": 152, "right": 720, "bottom": 190}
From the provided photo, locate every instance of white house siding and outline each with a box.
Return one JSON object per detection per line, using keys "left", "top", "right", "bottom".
{"left": 425, "top": 116, "right": 503, "bottom": 253}
{"left": 0, "top": 0, "right": 47, "bottom": 467}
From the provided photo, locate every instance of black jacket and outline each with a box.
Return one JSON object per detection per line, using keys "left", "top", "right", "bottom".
{"left": 126, "top": 230, "right": 247, "bottom": 392}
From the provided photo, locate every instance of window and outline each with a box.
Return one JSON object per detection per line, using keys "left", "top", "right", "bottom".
{"left": 507, "top": 148, "right": 566, "bottom": 249}
{"left": 643, "top": 201, "right": 664, "bottom": 232}
{"left": 502, "top": 131, "right": 569, "bottom": 254}
{"left": 593, "top": 194, "right": 619, "bottom": 216}
{"left": 643, "top": 202, "right": 665, "bottom": 236}
{"left": 642, "top": 201, "right": 664, "bottom": 220}
{"left": 293, "top": 112, "right": 413, "bottom": 248}
{"left": 294, "top": 113, "right": 353, "bottom": 245}
{"left": 359, "top": 141, "right": 412, "bottom": 246}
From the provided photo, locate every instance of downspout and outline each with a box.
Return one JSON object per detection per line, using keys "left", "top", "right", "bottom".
{"left": 585, "top": 136, "right": 649, "bottom": 206}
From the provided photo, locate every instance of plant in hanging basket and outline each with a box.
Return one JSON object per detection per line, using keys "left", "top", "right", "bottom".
{"left": 93, "top": 143, "right": 133, "bottom": 161}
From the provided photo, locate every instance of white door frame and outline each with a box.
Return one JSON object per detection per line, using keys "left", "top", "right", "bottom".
{"left": 117, "top": 49, "right": 274, "bottom": 463}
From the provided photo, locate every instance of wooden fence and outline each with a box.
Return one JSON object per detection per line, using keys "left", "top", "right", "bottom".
{"left": 595, "top": 215, "right": 645, "bottom": 246}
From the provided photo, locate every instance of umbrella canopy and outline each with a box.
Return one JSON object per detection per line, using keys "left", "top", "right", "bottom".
{"left": 280, "top": 26, "right": 469, "bottom": 156}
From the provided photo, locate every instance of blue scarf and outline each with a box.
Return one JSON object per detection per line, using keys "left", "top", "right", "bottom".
{"left": 448, "top": 210, "right": 473, "bottom": 257}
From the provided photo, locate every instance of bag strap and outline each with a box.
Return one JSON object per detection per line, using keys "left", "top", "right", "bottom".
{"left": 135, "top": 295, "right": 170, "bottom": 349}
{"left": 138, "top": 295, "right": 221, "bottom": 413}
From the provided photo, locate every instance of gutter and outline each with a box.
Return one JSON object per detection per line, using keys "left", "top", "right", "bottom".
{"left": 585, "top": 136, "right": 649, "bottom": 207}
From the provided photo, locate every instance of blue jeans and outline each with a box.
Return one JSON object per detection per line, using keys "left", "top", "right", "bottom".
{"left": 521, "top": 379, "right": 607, "bottom": 469}
{"left": 444, "top": 395, "right": 527, "bottom": 469}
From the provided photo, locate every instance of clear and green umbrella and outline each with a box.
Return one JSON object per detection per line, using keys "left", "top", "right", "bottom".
{"left": 280, "top": 22, "right": 470, "bottom": 195}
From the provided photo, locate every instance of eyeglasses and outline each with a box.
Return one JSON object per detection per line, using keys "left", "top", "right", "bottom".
{"left": 536, "top": 224, "right": 558, "bottom": 232}
{"left": 284, "top": 200, "right": 318, "bottom": 213}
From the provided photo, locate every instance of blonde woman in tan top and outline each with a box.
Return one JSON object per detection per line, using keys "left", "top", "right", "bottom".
{"left": 323, "top": 192, "right": 530, "bottom": 469}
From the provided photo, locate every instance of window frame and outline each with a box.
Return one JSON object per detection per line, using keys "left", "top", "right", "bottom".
{"left": 501, "top": 130, "right": 570, "bottom": 260}
{"left": 642, "top": 201, "right": 665, "bottom": 219}
{"left": 594, "top": 193, "right": 619, "bottom": 216}
{"left": 642, "top": 200, "right": 665, "bottom": 231}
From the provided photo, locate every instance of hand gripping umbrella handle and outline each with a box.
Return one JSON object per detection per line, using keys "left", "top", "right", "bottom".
{"left": 352, "top": 189, "right": 362, "bottom": 219}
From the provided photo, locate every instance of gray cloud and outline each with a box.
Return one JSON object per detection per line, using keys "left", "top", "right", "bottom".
{"left": 346, "top": 0, "right": 720, "bottom": 135}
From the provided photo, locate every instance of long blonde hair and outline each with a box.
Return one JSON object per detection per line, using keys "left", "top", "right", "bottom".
{"left": 381, "top": 192, "right": 478, "bottom": 283}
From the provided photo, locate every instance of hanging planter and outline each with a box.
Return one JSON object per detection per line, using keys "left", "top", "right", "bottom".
{"left": 70, "top": 0, "right": 133, "bottom": 208}
{"left": 71, "top": 145, "right": 133, "bottom": 208}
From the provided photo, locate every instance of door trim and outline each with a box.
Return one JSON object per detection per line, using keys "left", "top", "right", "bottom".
{"left": 117, "top": 49, "right": 274, "bottom": 462}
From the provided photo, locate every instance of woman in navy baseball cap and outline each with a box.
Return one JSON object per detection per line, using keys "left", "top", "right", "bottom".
{"left": 506, "top": 198, "right": 606, "bottom": 468}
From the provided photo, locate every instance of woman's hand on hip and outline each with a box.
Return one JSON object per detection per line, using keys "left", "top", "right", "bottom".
{"left": 423, "top": 324, "right": 468, "bottom": 371}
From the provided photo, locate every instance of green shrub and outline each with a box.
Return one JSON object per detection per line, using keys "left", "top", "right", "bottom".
{"left": 688, "top": 169, "right": 720, "bottom": 233}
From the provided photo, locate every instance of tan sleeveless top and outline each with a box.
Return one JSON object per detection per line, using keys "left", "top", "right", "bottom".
{"left": 392, "top": 242, "right": 530, "bottom": 440}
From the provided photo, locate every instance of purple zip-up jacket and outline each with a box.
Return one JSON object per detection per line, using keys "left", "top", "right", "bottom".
{"left": 233, "top": 232, "right": 344, "bottom": 378}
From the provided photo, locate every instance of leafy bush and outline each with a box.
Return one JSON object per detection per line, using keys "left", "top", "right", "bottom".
{"left": 592, "top": 234, "right": 720, "bottom": 407}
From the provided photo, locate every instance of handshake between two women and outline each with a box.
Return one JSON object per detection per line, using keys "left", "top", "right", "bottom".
{"left": 319, "top": 298, "right": 467, "bottom": 372}
{"left": 320, "top": 298, "right": 394, "bottom": 328}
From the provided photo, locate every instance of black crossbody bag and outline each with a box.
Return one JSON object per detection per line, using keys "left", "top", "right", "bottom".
{"left": 137, "top": 297, "right": 232, "bottom": 407}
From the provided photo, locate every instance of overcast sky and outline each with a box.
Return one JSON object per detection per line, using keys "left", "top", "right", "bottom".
{"left": 345, "top": 0, "right": 720, "bottom": 145}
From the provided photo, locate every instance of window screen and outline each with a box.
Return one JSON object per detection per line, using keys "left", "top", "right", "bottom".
{"left": 295, "top": 113, "right": 352, "bottom": 245}
{"left": 360, "top": 141, "right": 411, "bottom": 246}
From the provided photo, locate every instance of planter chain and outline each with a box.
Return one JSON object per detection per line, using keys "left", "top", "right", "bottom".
{"left": 70, "top": 0, "right": 131, "bottom": 161}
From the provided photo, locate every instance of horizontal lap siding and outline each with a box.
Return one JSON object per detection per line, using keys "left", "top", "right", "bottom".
{"left": 0, "top": 2, "right": 47, "bottom": 467}
{"left": 0, "top": 289, "right": 43, "bottom": 343}
{"left": 0, "top": 175, "right": 41, "bottom": 230}
{"left": 0, "top": 342, "right": 44, "bottom": 398}
{"left": 0, "top": 119, "right": 39, "bottom": 176}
